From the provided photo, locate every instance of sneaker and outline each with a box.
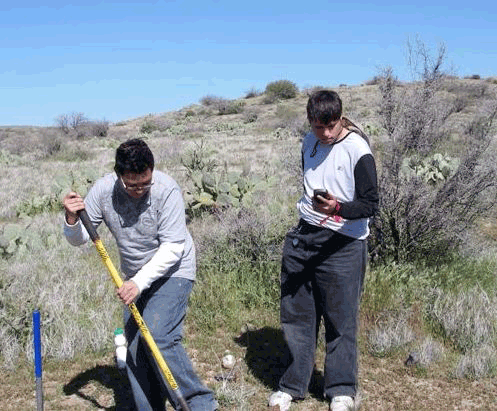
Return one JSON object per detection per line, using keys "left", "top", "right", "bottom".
{"left": 268, "top": 390, "right": 292, "bottom": 411}
{"left": 330, "top": 395, "right": 355, "bottom": 411}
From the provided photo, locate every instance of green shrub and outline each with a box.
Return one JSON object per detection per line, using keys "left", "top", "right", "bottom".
{"left": 264, "top": 80, "right": 299, "bottom": 101}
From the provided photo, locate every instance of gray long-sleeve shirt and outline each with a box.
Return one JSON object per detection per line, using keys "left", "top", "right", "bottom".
{"left": 64, "top": 171, "right": 195, "bottom": 292}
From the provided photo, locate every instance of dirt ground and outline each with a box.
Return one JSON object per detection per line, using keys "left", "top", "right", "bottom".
{"left": 2, "top": 349, "right": 497, "bottom": 411}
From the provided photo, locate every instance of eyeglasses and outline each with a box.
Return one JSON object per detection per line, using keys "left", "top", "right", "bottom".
{"left": 120, "top": 176, "right": 154, "bottom": 192}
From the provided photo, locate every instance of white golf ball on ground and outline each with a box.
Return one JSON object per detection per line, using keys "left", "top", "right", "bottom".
{"left": 222, "top": 354, "right": 236, "bottom": 369}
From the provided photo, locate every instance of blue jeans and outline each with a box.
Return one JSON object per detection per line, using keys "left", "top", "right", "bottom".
{"left": 124, "top": 276, "right": 217, "bottom": 411}
{"left": 278, "top": 220, "right": 366, "bottom": 400}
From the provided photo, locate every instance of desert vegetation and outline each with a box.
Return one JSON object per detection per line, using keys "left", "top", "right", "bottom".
{"left": 55, "top": 111, "right": 110, "bottom": 139}
{"left": 1, "top": 43, "right": 497, "bottom": 409}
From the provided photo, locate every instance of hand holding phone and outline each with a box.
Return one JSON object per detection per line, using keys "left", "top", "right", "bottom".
{"left": 313, "top": 189, "right": 328, "bottom": 203}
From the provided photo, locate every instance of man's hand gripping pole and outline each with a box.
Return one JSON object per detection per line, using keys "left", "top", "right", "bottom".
{"left": 78, "top": 210, "right": 191, "bottom": 411}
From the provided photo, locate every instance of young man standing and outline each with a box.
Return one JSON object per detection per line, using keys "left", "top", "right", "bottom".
{"left": 63, "top": 138, "right": 217, "bottom": 411}
{"left": 269, "top": 91, "right": 378, "bottom": 411}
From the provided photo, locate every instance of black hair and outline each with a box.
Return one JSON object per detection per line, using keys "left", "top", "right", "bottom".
{"left": 307, "top": 90, "right": 342, "bottom": 124}
{"left": 114, "top": 138, "right": 154, "bottom": 176}
{"left": 307, "top": 90, "right": 370, "bottom": 145}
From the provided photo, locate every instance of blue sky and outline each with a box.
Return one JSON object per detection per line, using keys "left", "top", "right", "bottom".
{"left": 1, "top": 0, "right": 496, "bottom": 126}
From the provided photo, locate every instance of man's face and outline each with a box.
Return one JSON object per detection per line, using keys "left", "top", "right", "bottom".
{"left": 311, "top": 119, "right": 343, "bottom": 145}
{"left": 120, "top": 168, "right": 154, "bottom": 199}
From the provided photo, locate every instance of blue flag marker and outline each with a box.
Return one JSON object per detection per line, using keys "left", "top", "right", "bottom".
{"left": 33, "top": 310, "right": 44, "bottom": 411}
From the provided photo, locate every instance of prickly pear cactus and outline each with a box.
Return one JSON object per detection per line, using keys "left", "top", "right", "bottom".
{"left": 16, "top": 169, "right": 100, "bottom": 218}
{"left": 0, "top": 222, "right": 53, "bottom": 259}
{"left": 185, "top": 170, "right": 270, "bottom": 215}
{"left": 401, "top": 153, "right": 459, "bottom": 186}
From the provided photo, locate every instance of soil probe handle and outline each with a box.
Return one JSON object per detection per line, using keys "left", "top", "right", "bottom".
{"left": 78, "top": 209, "right": 99, "bottom": 242}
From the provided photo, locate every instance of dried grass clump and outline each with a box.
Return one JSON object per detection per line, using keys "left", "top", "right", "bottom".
{"left": 413, "top": 337, "right": 445, "bottom": 368}
{"left": 367, "top": 310, "right": 416, "bottom": 357}
{"left": 454, "top": 344, "right": 497, "bottom": 379}
{"left": 426, "top": 287, "right": 497, "bottom": 353}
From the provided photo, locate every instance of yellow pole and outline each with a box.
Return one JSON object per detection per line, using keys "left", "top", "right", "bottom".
{"left": 79, "top": 210, "right": 190, "bottom": 411}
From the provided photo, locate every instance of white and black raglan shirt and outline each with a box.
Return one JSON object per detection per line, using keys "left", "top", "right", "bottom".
{"left": 297, "top": 131, "right": 379, "bottom": 240}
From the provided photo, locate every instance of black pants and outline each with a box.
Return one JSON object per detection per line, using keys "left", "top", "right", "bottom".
{"left": 278, "top": 219, "right": 366, "bottom": 400}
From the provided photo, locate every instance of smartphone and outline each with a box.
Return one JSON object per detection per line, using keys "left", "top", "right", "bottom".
{"left": 313, "top": 189, "right": 328, "bottom": 203}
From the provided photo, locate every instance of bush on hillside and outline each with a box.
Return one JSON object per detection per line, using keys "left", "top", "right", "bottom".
{"left": 264, "top": 80, "right": 299, "bottom": 102}
{"left": 364, "top": 75, "right": 383, "bottom": 86}
{"left": 199, "top": 95, "right": 245, "bottom": 115}
{"left": 245, "top": 86, "right": 262, "bottom": 98}
{"left": 140, "top": 116, "right": 174, "bottom": 134}
{"left": 214, "top": 98, "right": 245, "bottom": 115}
{"left": 89, "top": 119, "right": 110, "bottom": 137}
{"left": 242, "top": 110, "right": 258, "bottom": 124}
{"left": 370, "top": 40, "right": 497, "bottom": 264}
{"left": 54, "top": 112, "right": 110, "bottom": 138}
{"left": 54, "top": 112, "right": 88, "bottom": 135}
{"left": 200, "top": 95, "right": 221, "bottom": 106}
{"left": 303, "top": 85, "right": 326, "bottom": 96}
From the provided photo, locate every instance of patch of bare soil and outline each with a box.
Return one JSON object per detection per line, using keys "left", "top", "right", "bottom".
{"left": 1, "top": 349, "right": 496, "bottom": 410}
{"left": 358, "top": 355, "right": 497, "bottom": 410}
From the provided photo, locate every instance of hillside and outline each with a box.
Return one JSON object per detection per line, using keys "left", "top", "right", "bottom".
{"left": 1, "top": 77, "right": 497, "bottom": 410}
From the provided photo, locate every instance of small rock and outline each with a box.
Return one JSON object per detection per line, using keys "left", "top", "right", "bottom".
{"left": 214, "top": 372, "right": 236, "bottom": 382}
{"left": 405, "top": 352, "right": 420, "bottom": 366}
